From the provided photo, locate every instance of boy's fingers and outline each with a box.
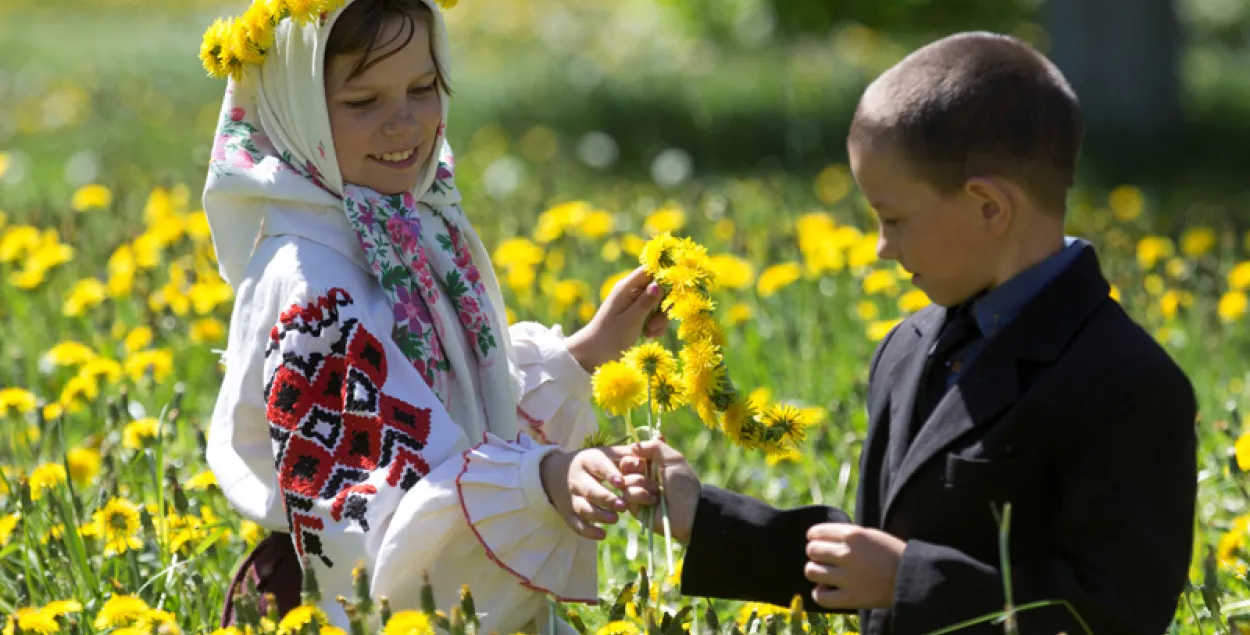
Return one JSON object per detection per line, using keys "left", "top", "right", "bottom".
{"left": 618, "top": 456, "right": 647, "bottom": 474}
{"left": 806, "top": 539, "right": 849, "bottom": 564}
{"left": 807, "top": 522, "right": 852, "bottom": 542}
{"left": 631, "top": 439, "right": 683, "bottom": 463}
{"left": 619, "top": 473, "right": 658, "bottom": 493}
{"left": 810, "top": 584, "right": 853, "bottom": 610}
{"left": 804, "top": 562, "right": 848, "bottom": 588}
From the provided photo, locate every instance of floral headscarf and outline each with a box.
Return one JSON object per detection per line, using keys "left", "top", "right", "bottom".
{"left": 202, "top": 0, "right": 521, "bottom": 443}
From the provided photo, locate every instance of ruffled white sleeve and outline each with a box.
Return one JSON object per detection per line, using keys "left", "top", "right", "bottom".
{"left": 509, "top": 322, "right": 597, "bottom": 450}
{"left": 207, "top": 240, "right": 596, "bottom": 634}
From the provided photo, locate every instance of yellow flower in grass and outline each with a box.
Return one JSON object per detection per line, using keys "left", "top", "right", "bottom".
{"left": 108, "top": 244, "right": 137, "bottom": 297}
{"left": 60, "top": 277, "right": 107, "bottom": 317}
{"left": 93, "top": 595, "right": 151, "bottom": 630}
{"left": 759, "top": 404, "right": 816, "bottom": 445}
{"left": 1219, "top": 514, "right": 1250, "bottom": 569}
{"left": 1229, "top": 262, "right": 1250, "bottom": 291}
{"left": 186, "top": 470, "right": 218, "bottom": 491}
{"left": 1109, "top": 285, "right": 1122, "bottom": 303}
{"left": 0, "top": 513, "right": 19, "bottom": 546}
{"left": 1108, "top": 185, "right": 1144, "bottom": 222}
{"left": 190, "top": 318, "right": 227, "bottom": 344}
{"left": 43, "top": 340, "right": 96, "bottom": 367}
{"left": 278, "top": 605, "right": 329, "bottom": 635}
{"left": 124, "top": 326, "right": 154, "bottom": 353}
{"left": 82, "top": 357, "right": 123, "bottom": 384}
{"left": 578, "top": 209, "right": 615, "bottom": 239}
{"left": 644, "top": 205, "right": 686, "bottom": 236}
{"left": 0, "top": 225, "right": 40, "bottom": 263}
{"left": 1220, "top": 291, "right": 1249, "bottom": 323}
{"left": 707, "top": 254, "right": 754, "bottom": 290}
{"left": 678, "top": 339, "right": 722, "bottom": 373}
{"left": 124, "top": 348, "right": 175, "bottom": 383}
{"left": 592, "top": 361, "right": 647, "bottom": 416}
{"left": 1236, "top": 433, "right": 1250, "bottom": 472}
{"left": 493, "top": 237, "right": 544, "bottom": 271}
{"left": 640, "top": 232, "right": 682, "bottom": 274}
{"left": 124, "top": 418, "right": 160, "bottom": 450}
{"left": 757, "top": 263, "right": 802, "bottom": 297}
{"left": 59, "top": 372, "right": 100, "bottom": 413}
{"left": 71, "top": 184, "right": 113, "bottom": 212}
{"left": 383, "top": 611, "right": 436, "bottom": 635}
{"left": 6, "top": 608, "right": 58, "bottom": 635}
{"left": 867, "top": 318, "right": 903, "bottom": 342}
{"left": 92, "top": 498, "right": 143, "bottom": 556}
{"left": 663, "top": 289, "right": 714, "bottom": 322}
{"left": 1159, "top": 290, "right": 1181, "bottom": 321}
{"left": 1180, "top": 226, "right": 1216, "bottom": 258}
{"left": 623, "top": 342, "right": 677, "bottom": 377}
{"left": 1136, "top": 236, "right": 1174, "bottom": 271}
{"left": 0, "top": 387, "right": 37, "bottom": 416}
{"left": 67, "top": 446, "right": 102, "bottom": 486}
{"left": 241, "top": 520, "right": 266, "bottom": 545}
{"left": 648, "top": 371, "right": 686, "bottom": 413}
{"left": 29, "top": 463, "right": 67, "bottom": 501}
{"left": 725, "top": 302, "right": 752, "bottom": 326}
{"left": 862, "top": 269, "right": 898, "bottom": 296}
{"left": 898, "top": 289, "right": 930, "bottom": 313}
{"left": 737, "top": 601, "right": 790, "bottom": 626}
{"left": 595, "top": 621, "right": 642, "bottom": 635}
{"left": 855, "top": 300, "right": 878, "bottom": 322}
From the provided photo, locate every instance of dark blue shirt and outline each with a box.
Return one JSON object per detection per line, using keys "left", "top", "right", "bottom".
{"left": 943, "top": 236, "right": 1085, "bottom": 388}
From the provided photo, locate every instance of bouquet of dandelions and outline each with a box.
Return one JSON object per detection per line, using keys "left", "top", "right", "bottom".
{"left": 589, "top": 231, "right": 814, "bottom": 580}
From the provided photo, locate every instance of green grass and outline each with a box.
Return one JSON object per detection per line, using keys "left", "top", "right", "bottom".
{"left": 4, "top": 2, "right": 1250, "bottom": 634}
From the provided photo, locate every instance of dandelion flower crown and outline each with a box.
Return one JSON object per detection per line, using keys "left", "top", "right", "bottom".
{"left": 199, "top": 0, "right": 458, "bottom": 80}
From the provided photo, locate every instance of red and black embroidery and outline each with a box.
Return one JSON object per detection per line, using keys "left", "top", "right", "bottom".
{"left": 266, "top": 289, "right": 434, "bottom": 568}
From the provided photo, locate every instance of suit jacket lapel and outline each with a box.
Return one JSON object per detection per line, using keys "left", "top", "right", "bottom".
{"left": 880, "top": 244, "right": 1111, "bottom": 527}
{"left": 879, "top": 307, "right": 944, "bottom": 510}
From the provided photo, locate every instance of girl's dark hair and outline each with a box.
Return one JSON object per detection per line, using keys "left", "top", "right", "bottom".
{"left": 325, "top": 0, "right": 451, "bottom": 94}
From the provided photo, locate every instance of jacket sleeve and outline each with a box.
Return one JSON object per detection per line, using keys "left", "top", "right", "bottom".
{"left": 890, "top": 359, "right": 1198, "bottom": 635}
{"left": 679, "top": 485, "right": 852, "bottom": 611}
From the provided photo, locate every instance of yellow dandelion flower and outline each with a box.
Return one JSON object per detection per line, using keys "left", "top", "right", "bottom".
{"left": 725, "top": 302, "right": 752, "bottom": 326}
{"left": 1136, "top": 236, "right": 1174, "bottom": 271}
{"left": 644, "top": 205, "right": 686, "bottom": 236}
{"left": 278, "top": 605, "right": 329, "bottom": 635}
{"left": 241, "top": 520, "right": 266, "bottom": 545}
{"left": 11, "top": 608, "right": 58, "bottom": 635}
{"left": 1109, "top": 284, "right": 1122, "bottom": 303}
{"left": 663, "top": 288, "right": 714, "bottom": 323}
{"left": 648, "top": 371, "right": 687, "bottom": 414}
{"left": 591, "top": 361, "right": 647, "bottom": 416}
{"left": 29, "top": 463, "right": 67, "bottom": 501}
{"left": 765, "top": 445, "right": 803, "bottom": 465}
{"left": 757, "top": 262, "right": 802, "bottom": 297}
{"left": 1228, "top": 262, "right": 1250, "bottom": 291}
{"left": 492, "top": 237, "right": 544, "bottom": 270}
{"left": 1108, "top": 185, "right": 1144, "bottom": 222}
{"left": 123, "top": 418, "right": 160, "bottom": 450}
{"left": 1236, "top": 433, "right": 1250, "bottom": 471}
{"left": 185, "top": 470, "right": 218, "bottom": 491}
{"left": 190, "top": 318, "right": 227, "bottom": 344}
{"left": 59, "top": 372, "right": 100, "bottom": 413}
{"left": 639, "top": 232, "right": 682, "bottom": 274}
{"left": 707, "top": 254, "right": 754, "bottom": 290}
{"left": 578, "top": 209, "right": 615, "bottom": 239}
{"left": 211, "top": 628, "right": 244, "bottom": 635}
{"left": 383, "top": 611, "right": 436, "bottom": 635}
{"left": 867, "top": 318, "right": 903, "bottom": 342}
{"left": 736, "top": 602, "right": 790, "bottom": 626}
{"left": 200, "top": 17, "right": 231, "bottom": 77}
{"left": 678, "top": 339, "right": 722, "bottom": 373}
{"left": 719, "top": 398, "right": 754, "bottom": 445}
{"left": 623, "top": 342, "right": 677, "bottom": 377}
{"left": 1159, "top": 290, "right": 1181, "bottom": 321}
{"left": 124, "top": 326, "right": 154, "bottom": 353}
{"left": 1220, "top": 291, "right": 1248, "bottom": 323}
{"left": 42, "top": 340, "right": 96, "bottom": 367}
{"left": 0, "top": 513, "right": 19, "bottom": 546}
{"left": 81, "top": 357, "right": 123, "bottom": 384}
{"left": 67, "top": 447, "right": 101, "bottom": 486}
{"left": 897, "top": 289, "right": 930, "bottom": 313}
{"left": 94, "top": 595, "right": 152, "bottom": 630}
{"left": 0, "top": 387, "right": 37, "bottom": 415}
{"left": 855, "top": 300, "right": 878, "bottom": 322}
{"left": 62, "top": 278, "right": 108, "bottom": 317}
{"left": 1180, "top": 226, "right": 1216, "bottom": 258}
{"left": 862, "top": 269, "right": 899, "bottom": 296}
{"left": 41, "top": 599, "right": 82, "bottom": 618}
{"left": 92, "top": 498, "right": 143, "bottom": 556}
{"left": 124, "top": 348, "right": 175, "bottom": 383}
{"left": 595, "top": 621, "right": 642, "bottom": 635}
{"left": 676, "top": 311, "right": 720, "bottom": 343}
{"left": 71, "top": 184, "right": 113, "bottom": 212}
{"left": 848, "top": 233, "right": 879, "bottom": 269}
{"left": 759, "top": 404, "right": 815, "bottom": 445}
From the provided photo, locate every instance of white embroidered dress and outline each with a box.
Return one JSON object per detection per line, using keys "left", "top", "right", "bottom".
{"left": 202, "top": 2, "right": 599, "bottom": 632}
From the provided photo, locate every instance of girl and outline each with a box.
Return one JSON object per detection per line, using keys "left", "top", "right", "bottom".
{"left": 201, "top": 0, "right": 666, "bottom": 631}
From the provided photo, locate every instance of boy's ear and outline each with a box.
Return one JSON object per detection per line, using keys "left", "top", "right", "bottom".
{"left": 965, "top": 176, "right": 1014, "bottom": 233}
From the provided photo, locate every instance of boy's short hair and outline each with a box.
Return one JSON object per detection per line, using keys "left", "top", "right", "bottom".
{"left": 848, "top": 31, "right": 1082, "bottom": 213}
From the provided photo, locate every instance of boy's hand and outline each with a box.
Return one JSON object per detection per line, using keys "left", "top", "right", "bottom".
{"left": 805, "top": 523, "right": 906, "bottom": 609}
{"left": 619, "top": 440, "right": 701, "bottom": 544}
{"left": 565, "top": 267, "right": 670, "bottom": 372}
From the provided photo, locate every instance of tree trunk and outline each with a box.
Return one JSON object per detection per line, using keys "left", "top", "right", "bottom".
{"left": 1045, "top": 0, "right": 1182, "bottom": 138}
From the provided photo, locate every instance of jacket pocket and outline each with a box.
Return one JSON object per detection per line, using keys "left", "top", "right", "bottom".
{"left": 943, "top": 454, "right": 1039, "bottom": 501}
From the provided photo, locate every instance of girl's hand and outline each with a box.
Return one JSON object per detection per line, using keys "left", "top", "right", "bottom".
{"left": 565, "top": 267, "right": 670, "bottom": 372}
{"left": 539, "top": 447, "right": 652, "bottom": 540}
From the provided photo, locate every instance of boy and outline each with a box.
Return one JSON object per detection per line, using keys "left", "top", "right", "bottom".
{"left": 622, "top": 31, "right": 1198, "bottom": 635}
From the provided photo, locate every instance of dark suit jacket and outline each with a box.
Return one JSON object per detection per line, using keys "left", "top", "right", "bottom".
{"left": 679, "top": 245, "right": 1198, "bottom": 635}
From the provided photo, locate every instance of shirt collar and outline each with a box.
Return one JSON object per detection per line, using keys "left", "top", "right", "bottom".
{"left": 972, "top": 236, "right": 1086, "bottom": 337}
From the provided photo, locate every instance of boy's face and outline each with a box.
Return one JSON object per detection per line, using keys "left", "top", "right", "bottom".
{"left": 849, "top": 142, "right": 998, "bottom": 307}
{"left": 326, "top": 15, "right": 442, "bottom": 196}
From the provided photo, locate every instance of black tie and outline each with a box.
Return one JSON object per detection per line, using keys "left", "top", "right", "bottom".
{"left": 909, "top": 303, "right": 981, "bottom": 442}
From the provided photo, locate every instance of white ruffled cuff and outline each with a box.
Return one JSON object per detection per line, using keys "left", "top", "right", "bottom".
{"left": 456, "top": 433, "right": 599, "bottom": 603}
{"left": 510, "top": 322, "right": 595, "bottom": 449}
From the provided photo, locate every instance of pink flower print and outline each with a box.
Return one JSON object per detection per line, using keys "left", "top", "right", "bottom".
{"left": 436, "top": 163, "right": 453, "bottom": 182}
{"left": 436, "top": 121, "right": 446, "bottom": 137}
{"left": 459, "top": 296, "right": 480, "bottom": 316}
{"left": 393, "top": 285, "right": 432, "bottom": 327}
{"left": 402, "top": 191, "right": 416, "bottom": 209}
{"left": 318, "top": 142, "right": 326, "bottom": 159}
{"left": 231, "top": 107, "right": 246, "bottom": 122}
{"left": 212, "top": 135, "right": 230, "bottom": 161}
{"left": 231, "top": 148, "right": 255, "bottom": 168}
{"left": 386, "top": 217, "right": 419, "bottom": 255}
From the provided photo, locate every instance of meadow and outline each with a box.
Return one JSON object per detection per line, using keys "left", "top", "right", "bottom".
{"left": 3, "top": 1, "right": 1250, "bottom": 633}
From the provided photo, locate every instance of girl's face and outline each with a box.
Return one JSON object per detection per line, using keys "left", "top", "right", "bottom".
{"left": 325, "top": 15, "right": 442, "bottom": 196}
